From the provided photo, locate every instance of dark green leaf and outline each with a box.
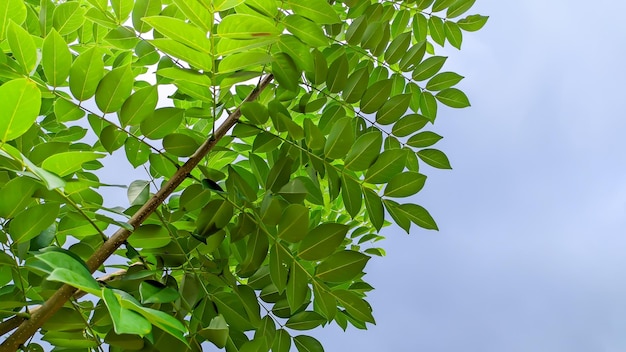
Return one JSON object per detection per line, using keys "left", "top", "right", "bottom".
{"left": 412, "top": 56, "right": 448, "bottom": 81}
{"left": 384, "top": 172, "right": 427, "bottom": 198}
{"left": 344, "top": 130, "right": 382, "bottom": 171}
{"left": 407, "top": 131, "right": 443, "bottom": 148}
{"left": 316, "top": 251, "right": 369, "bottom": 283}
{"left": 392, "top": 114, "right": 429, "bottom": 137}
{"left": 293, "top": 335, "right": 324, "bottom": 352}
{"left": 298, "top": 223, "right": 349, "bottom": 260}
{"left": 436, "top": 88, "right": 471, "bottom": 108}
{"left": 426, "top": 72, "right": 464, "bottom": 91}
{"left": 324, "top": 117, "right": 354, "bottom": 160}
{"left": 417, "top": 148, "right": 452, "bottom": 169}
{"left": 364, "top": 149, "right": 407, "bottom": 184}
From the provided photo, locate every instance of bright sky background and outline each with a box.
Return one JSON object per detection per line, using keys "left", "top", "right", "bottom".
{"left": 309, "top": 0, "right": 626, "bottom": 350}
{"left": 92, "top": 0, "right": 626, "bottom": 350}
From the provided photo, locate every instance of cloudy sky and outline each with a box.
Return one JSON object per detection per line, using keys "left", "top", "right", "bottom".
{"left": 92, "top": 0, "right": 626, "bottom": 350}
{"left": 310, "top": 0, "right": 626, "bottom": 351}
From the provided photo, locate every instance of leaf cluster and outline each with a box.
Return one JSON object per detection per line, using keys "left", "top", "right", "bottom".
{"left": 0, "top": 0, "right": 486, "bottom": 350}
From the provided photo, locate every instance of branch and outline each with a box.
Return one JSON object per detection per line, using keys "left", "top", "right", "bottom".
{"left": 0, "top": 74, "right": 274, "bottom": 352}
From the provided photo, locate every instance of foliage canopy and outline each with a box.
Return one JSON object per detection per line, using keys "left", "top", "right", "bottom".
{"left": 0, "top": 0, "right": 486, "bottom": 350}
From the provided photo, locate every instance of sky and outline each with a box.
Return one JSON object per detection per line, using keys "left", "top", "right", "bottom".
{"left": 90, "top": 0, "right": 626, "bottom": 351}
{"left": 309, "top": 0, "right": 626, "bottom": 351}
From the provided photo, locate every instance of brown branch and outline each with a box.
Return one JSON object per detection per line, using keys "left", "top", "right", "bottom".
{"left": 0, "top": 74, "right": 274, "bottom": 352}
{"left": 0, "top": 268, "right": 130, "bottom": 337}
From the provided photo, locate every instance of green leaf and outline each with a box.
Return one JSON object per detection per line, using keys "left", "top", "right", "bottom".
{"left": 220, "top": 51, "right": 272, "bottom": 73}
{"left": 111, "top": 0, "right": 133, "bottom": 22}
{"left": 69, "top": 46, "right": 104, "bottom": 101}
{"left": 383, "top": 199, "right": 410, "bottom": 233}
{"left": 143, "top": 16, "right": 211, "bottom": 53}
{"left": 316, "top": 251, "right": 370, "bottom": 283}
{"left": 42, "top": 151, "right": 104, "bottom": 177}
{"left": 384, "top": 32, "right": 411, "bottom": 65}
{"left": 139, "top": 280, "right": 180, "bottom": 304}
{"left": 272, "top": 52, "right": 300, "bottom": 92}
{"left": 7, "top": 21, "right": 37, "bottom": 74}
{"left": 384, "top": 172, "right": 427, "bottom": 198}
{"left": 298, "top": 223, "right": 349, "bottom": 261}
{"left": 100, "top": 125, "right": 127, "bottom": 153}
{"left": 119, "top": 86, "right": 158, "bottom": 126}
{"left": 278, "top": 204, "right": 309, "bottom": 243}
{"left": 34, "top": 251, "right": 100, "bottom": 296}
{"left": 457, "top": 14, "right": 489, "bottom": 32}
{"left": 150, "top": 38, "right": 212, "bottom": 71}
{"left": 246, "top": 0, "right": 278, "bottom": 17}
{"left": 324, "top": 117, "right": 354, "bottom": 160}
{"left": 412, "top": 56, "right": 447, "bottom": 81}
{"left": 399, "top": 40, "right": 427, "bottom": 72}
{"left": 363, "top": 188, "right": 384, "bottom": 231}
{"left": 417, "top": 148, "right": 452, "bottom": 169}
{"left": 54, "top": 98, "right": 84, "bottom": 122}
{"left": 103, "top": 288, "right": 153, "bottom": 336}
{"left": 198, "top": 315, "right": 229, "bottom": 349}
{"left": 266, "top": 157, "right": 293, "bottom": 193}
{"left": 341, "top": 173, "right": 362, "bottom": 218}
{"left": 447, "top": 0, "right": 476, "bottom": 18}
{"left": 412, "top": 13, "right": 428, "bottom": 43}
{"left": 420, "top": 91, "right": 438, "bottom": 121}
{"left": 288, "top": 0, "right": 341, "bottom": 24}
{"left": 326, "top": 54, "right": 348, "bottom": 93}
{"left": 272, "top": 329, "right": 291, "bottom": 352}
{"left": 293, "top": 335, "right": 324, "bottom": 352}
{"left": 436, "top": 88, "right": 471, "bottom": 108}
{"left": 163, "top": 133, "right": 200, "bottom": 157}
{"left": 432, "top": 0, "right": 456, "bottom": 12}
{"left": 127, "top": 180, "right": 150, "bottom": 206}
{"left": 364, "top": 149, "right": 407, "bottom": 184}
{"left": 0, "top": 0, "right": 26, "bottom": 41}
{"left": 426, "top": 72, "right": 464, "bottom": 91}
{"left": 397, "top": 203, "right": 438, "bottom": 230}
{"left": 127, "top": 224, "right": 171, "bottom": 249}
{"left": 95, "top": 65, "right": 133, "bottom": 113}
{"left": 269, "top": 243, "right": 290, "bottom": 293}
{"left": 217, "top": 13, "right": 280, "bottom": 39}
{"left": 344, "top": 130, "right": 382, "bottom": 171}
{"left": 342, "top": 66, "right": 370, "bottom": 104}
{"left": 196, "top": 199, "right": 233, "bottom": 238}
{"left": 392, "top": 114, "right": 429, "bottom": 137}
{"left": 286, "top": 260, "right": 309, "bottom": 312}
{"left": 170, "top": 0, "right": 212, "bottom": 31}
{"left": 52, "top": 2, "right": 85, "bottom": 35}
{"left": 0, "top": 177, "right": 40, "bottom": 218}
{"left": 428, "top": 16, "right": 445, "bottom": 46}
{"left": 283, "top": 15, "right": 328, "bottom": 47}
{"left": 241, "top": 102, "right": 269, "bottom": 125}
{"left": 407, "top": 131, "right": 443, "bottom": 148}
{"left": 445, "top": 20, "right": 463, "bottom": 49}
{"left": 9, "top": 203, "right": 60, "bottom": 243}
{"left": 140, "top": 107, "right": 184, "bottom": 140}
{"left": 376, "top": 94, "right": 411, "bottom": 125}
{"left": 360, "top": 79, "right": 392, "bottom": 114}
{"left": 333, "top": 290, "right": 375, "bottom": 324}
{"left": 213, "top": 0, "right": 245, "bottom": 11}
{"left": 0, "top": 78, "right": 41, "bottom": 142}
{"left": 286, "top": 311, "right": 326, "bottom": 330}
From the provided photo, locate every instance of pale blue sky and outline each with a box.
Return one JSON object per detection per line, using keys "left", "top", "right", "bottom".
{"left": 311, "top": 0, "right": 626, "bottom": 351}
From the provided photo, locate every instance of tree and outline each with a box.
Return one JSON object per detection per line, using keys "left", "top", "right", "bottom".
{"left": 0, "top": 0, "right": 487, "bottom": 350}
